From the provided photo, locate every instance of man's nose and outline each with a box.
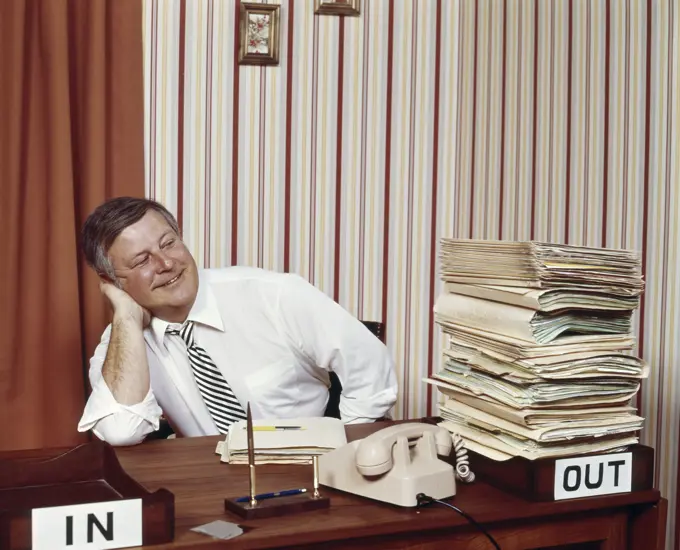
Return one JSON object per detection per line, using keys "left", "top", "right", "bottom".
{"left": 154, "top": 251, "right": 174, "bottom": 271}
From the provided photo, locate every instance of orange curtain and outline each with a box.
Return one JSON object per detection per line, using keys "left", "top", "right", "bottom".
{"left": 0, "top": 0, "right": 144, "bottom": 451}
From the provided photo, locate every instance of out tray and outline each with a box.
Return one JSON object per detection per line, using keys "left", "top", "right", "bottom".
{"left": 0, "top": 439, "right": 174, "bottom": 550}
{"left": 463, "top": 444, "right": 655, "bottom": 501}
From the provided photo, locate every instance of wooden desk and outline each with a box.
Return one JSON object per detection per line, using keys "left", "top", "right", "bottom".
{"left": 115, "top": 423, "right": 667, "bottom": 550}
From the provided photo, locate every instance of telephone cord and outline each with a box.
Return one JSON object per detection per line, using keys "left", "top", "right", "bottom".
{"left": 452, "top": 433, "right": 475, "bottom": 483}
{"left": 416, "top": 493, "right": 501, "bottom": 549}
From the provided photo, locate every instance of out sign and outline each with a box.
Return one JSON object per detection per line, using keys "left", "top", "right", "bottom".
{"left": 554, "top": 452, "right": 632, "bottom": 500}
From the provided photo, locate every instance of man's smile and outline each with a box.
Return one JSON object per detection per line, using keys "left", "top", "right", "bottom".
{"left": 156, "top": 270, "right": 184, "bottom": 289}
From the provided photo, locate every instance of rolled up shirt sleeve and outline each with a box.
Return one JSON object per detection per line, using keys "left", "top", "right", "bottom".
{"left": 77, "top": 324, "right": 163, "bottom": 446}
{"left": 276, "top": 275, "right": 398, "bottom": 423}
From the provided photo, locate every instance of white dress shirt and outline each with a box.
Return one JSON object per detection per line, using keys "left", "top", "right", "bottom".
{"left": 78, "top": 267, "right": 398, "bottom": 446}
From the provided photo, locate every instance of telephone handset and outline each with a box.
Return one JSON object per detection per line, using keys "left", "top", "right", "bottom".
{"left": 356, "top": 424, "right": 452, "bottom": 476}
{"left": 318, "top": 423, "right": 475, "bottom": 507}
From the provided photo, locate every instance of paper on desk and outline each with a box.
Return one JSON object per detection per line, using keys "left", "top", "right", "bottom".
{"left": 434, "top": 293, "right": 633, "bottom": 345}
{"left": 191, "top": 521, "right": 243, "bottom": 540}
{"left": 217, "top": 417, "right": 347, "bottom": 464}
{"left": 224, "top": 455, "right": 318, "bottom": 465}
{"left": 444, "top": 282, "right": 641, "bottom": 312}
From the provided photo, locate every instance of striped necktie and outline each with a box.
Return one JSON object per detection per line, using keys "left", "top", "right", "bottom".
{"left": 166, "top": 321, "right": 246, "bottom": 433}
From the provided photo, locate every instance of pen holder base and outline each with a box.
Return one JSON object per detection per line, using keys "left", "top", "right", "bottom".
{"left": 224, "top": 492, "right": 330, "bottom": 519}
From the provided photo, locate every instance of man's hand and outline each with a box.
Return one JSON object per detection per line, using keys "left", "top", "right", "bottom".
{"left": 99, "top": 281, "right": 152, "bottom": 406}
{"left": 100, "top": 281, "right": 151, "bottom": 328}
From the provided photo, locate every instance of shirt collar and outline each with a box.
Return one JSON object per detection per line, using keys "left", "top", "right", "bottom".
{"left": 149, "top": 270, "right": 224, "bottom": 347}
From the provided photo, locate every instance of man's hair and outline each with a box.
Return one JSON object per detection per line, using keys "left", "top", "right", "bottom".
{"left": 81, "top": 197, "right": 180, "bottom": 279}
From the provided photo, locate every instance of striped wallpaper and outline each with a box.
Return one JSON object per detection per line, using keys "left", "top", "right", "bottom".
{"left": 143, "top": 0, "right": 679, "bottom": 546}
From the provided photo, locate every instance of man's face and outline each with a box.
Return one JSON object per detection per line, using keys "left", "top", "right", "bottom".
{"left": 107, "top": 210, "right": 199, "bottom": 321}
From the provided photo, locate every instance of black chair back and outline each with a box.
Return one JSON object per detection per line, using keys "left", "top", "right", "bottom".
{"left": 323, "top": 320, "right": 385, "bottom": 419}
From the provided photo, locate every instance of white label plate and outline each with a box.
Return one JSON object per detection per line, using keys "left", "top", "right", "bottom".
{"left": 554, "top": 452, "right": 632, "bottom": 500}
{"left": 32, "top": 498, "right": 142, "bottom": 550}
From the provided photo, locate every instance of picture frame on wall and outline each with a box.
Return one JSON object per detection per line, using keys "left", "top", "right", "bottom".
{"left": 238, "top": 3, "right": 280, "bottom": 66}
{"left": 314, "top": 0, "right": 360, "bottom": 16}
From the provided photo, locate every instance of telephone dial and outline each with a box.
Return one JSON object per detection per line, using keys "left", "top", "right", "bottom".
{"left": 317, "top": 423, "right": 474, "bottom": 507}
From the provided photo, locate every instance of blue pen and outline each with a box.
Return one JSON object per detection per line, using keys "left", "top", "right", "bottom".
{"left": 235, "top": 488, "right": 307, "bottom": 503}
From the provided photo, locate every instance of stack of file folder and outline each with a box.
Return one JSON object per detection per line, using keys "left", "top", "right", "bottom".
{"left": 426, "top": 239, "right": 648, "bottom": 461}
{"left": 215, "top": 417, "right": 348, "bottom": 465}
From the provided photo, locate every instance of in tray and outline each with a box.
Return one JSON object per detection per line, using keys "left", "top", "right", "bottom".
{"left": 0, "top": 440, "right": 174, "bottom": 550}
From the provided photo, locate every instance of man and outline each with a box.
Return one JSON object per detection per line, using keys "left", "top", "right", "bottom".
{"left": 77, "top": 197, "right": 398, "bottom": 446}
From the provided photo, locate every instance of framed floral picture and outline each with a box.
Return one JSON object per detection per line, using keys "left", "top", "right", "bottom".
{"left": 314, "top": 0, "right": 360, "bottom": 16}
{"left": 238, "top": 3, "right": 280, "bottom": 66}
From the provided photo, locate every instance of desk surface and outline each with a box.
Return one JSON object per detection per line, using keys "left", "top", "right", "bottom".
{"left": 113, "top": 422, "right": 662, "bottom": 549}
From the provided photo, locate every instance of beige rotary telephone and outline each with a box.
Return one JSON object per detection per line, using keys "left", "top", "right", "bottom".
{"left": 317, "top": 423, "right": 474, "bottom": 507}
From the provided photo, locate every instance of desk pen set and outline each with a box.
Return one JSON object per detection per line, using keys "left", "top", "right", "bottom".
{"left": 224, "top": 404, "right": 330, "bottom": 519}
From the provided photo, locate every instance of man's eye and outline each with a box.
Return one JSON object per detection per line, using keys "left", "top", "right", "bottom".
{"left": 162, "top": 239, "right": 175, "bottom": 248}
{"left": 135, "top": 257, "right": 150, "bottom": 268}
